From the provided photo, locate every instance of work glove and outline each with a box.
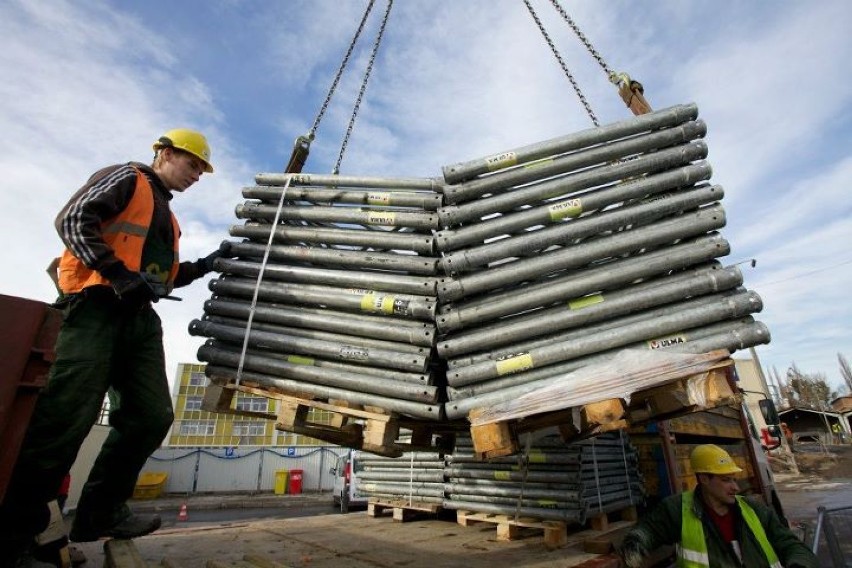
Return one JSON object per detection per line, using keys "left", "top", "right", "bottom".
{"left": 101, "top": 262, "right": 157, "bottom": 305}
{"left": 617, "top": 542, "right": 646, "bottom": 568}
{"left": 200, "top": 241, "right": 237, "bottom": 275}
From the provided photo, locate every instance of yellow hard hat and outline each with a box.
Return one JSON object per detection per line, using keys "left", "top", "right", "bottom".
{"left": 690, "top": 444, "right": 743, "bottom": 475}
{"left": 153, "top": 128, "right": 214, "bottom": 173}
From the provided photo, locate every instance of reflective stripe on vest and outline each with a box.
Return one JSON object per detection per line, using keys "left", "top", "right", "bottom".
{"left": 58, "top": 167, "right": 180, "bottom": 294}
{"left": 679, "top": 491, "right": 782, "bottom": 568}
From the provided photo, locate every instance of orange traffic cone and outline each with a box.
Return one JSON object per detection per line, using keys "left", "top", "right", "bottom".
{"left": 177, "top": 503, "right": 189, "bottom": 522}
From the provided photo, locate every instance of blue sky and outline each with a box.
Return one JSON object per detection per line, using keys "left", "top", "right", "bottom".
{"left": 1, "top": 0, "right": 851, "bottom": 394}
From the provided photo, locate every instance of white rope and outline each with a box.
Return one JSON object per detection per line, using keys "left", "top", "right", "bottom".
{"left": 235, "top": 175, "right": 293, "bottom": 385}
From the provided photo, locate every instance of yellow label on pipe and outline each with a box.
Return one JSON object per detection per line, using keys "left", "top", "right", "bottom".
{"left": 528, "top": 453, "right": 546, "bottom": 464}
{"left": 286, "top": 355, "right": 314, "bottom": 365}
{"left": 485, "top": 151, "right": 518, "bottom": 172}
{"left": 495, "top": 352, "right": 534, "bottom": 376}
{"left": 548, "top": 198, "right": 583, "bottom": 221}
{"left": 568, "top": 294, "right": 604, "bottom": 310}
{"left": 647, "top": 335, "right": 687, "bottom": 350}
{"left": 494, "top": 471, "right": 511, "bottom": 481}
{"left": 360, "top": 293, "right": 396, "bottom": 314}
{"left": 367, "top": 192, "right": 391, "bottom": 205}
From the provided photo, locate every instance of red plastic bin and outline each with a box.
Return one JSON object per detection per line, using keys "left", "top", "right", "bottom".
{"left": 288, "top": 469, "right": 303, "bottom": 495}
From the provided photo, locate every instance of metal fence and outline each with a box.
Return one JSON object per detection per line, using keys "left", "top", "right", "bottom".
{"left": 140, "top": 446, "right": 349, "bottom": 495}
{"left": 806, "top": 505, "right": 852, "bottom": 567}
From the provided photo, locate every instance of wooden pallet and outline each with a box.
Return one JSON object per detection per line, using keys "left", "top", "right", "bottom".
{"left": 455, "top": 510, "right": 569, "bottom": 548}
{"left": 468, "top": 359, "right": 737, "bottom": 459}
{"left": 368, "top": 498, "right": 443, "bottom": 522}
{"left": 202, "top": 381, "right": 463, "bottom": 457}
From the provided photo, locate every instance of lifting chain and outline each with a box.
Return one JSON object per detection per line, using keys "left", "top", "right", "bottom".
{"left": 522, "top": 0, "right": 600, "bottom": 127}
{"left": 285, "top": 1, "right": 377, "bottom": 173}
{"left": 333, "top": 0, "right": 393, "bottom": 175}
{"left": 546, "top": 0, "right": 614, "bottom": 78}
{"left": 309, "top": 0, "right": 377, "bottom": 140}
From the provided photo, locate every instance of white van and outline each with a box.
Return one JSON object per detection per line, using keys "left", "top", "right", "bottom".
{"left": 331, "top": 450, "right": 368, "bottom": 513}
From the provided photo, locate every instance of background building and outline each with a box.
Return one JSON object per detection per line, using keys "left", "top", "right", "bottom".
{"left": 168, "top": 363, "right": 333, "bottom": 447}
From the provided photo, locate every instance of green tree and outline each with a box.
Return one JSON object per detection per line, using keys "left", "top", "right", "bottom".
{"left": 786, "top": 363, "right": 837, "bottom": 409}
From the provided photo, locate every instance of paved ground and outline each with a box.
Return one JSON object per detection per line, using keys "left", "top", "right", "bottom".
{"left": 63, "top": 446, "right": 851, "bottom": 567}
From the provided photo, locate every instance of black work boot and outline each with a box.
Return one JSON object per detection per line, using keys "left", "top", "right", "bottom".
{"left": 69, "top": 505, "right": 161, "bottom": 543}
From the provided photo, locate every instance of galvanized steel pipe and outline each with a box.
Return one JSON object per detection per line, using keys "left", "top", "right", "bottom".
{"left": 204, "top": 298, "right": 436, "bottom": 347}
{"left": 204, "top": 366, "right": 442, "bottom": 420}
{"left": 437, "top": 140, "right": 708, "bottom": 229}
{"left": 230, "top": 241, "right": 440, "bottom": 276}
{"left": 442, "top": 103, "right": 698, "bottom": 185}
{"left": 438, "top": 203, "right": 726, "bottom": 303}
{"left": 216, "top": 258, "right": 438, "bottom": 297}
{"left": 436, "top": 233, "right": 730, "bottom": 333}
{"left": 210, "top": 277, "right": 437, "bottom": 321}
{"left": 230, "top": 223, "right": 435, "bottom": 255}
{"left": 438, "top": 165, "right": 714, "bottom": 265}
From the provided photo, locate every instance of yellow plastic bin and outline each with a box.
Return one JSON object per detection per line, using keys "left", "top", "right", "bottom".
{"left": 274, "top": 470, "right": 289, "bottom": 495}
{"left": 132, "top": 472, "right": 168, "bottom": 500}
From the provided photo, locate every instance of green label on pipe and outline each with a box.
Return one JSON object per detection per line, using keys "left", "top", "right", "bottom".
{"left": 494, "top": 471, "right": 511, "bottom": 481}
{"left": 568, "top": 294, "right": 604, "bottom": 310}
{"left": 485, "top": 151, "right": 518, "bottom": 172}
{"left": 287, "top": 355, "right": 315, "bottom": 366}
{"left": 548, "top": 198, "right": 583, "bottom": 221}
{"left": 495, "top": 352, "right": 534, "bottom": 375}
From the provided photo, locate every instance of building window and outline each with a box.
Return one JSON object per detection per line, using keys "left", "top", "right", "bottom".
{"left": 235, "top": 397, "right": 268, "bottom": 412}
{"left": 178, "top": 420, "right": 215, "bottom": 436}
{"left": 188, "top": 372, "right": 207, "bottom": 387}
{"left": 184, "top": 396, "right": 203, "bottom": 411}
{"left": 232, "top": 422, "right": 266, "bottom": 436}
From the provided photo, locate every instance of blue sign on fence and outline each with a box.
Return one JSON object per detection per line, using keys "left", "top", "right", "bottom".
{"left": 225, "top": 447, "right": 236, "bottom": 458}
{"left": 287, "top": 447, "right": 296, "bottom": 456}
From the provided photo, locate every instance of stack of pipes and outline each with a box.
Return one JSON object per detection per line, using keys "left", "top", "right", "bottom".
{"left": 443, "top": 432, "right": 642, "bottom": 523}
{"left": 358, "top": 449, "right": 446, "bottom": 505}
{"left": 189, "top": 173, "right": 445, "bottom": 420}
{"left": 435, "top": 103, "right": 770, "bottom": 420}
{"left": 188, "top": 103, "right": 771, "bottom": 428}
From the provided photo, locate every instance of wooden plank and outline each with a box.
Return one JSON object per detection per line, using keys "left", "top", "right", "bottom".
{"left": 104, "top": 539, "right": 147, "bottom": 568}
{"left": 455, "top": 510, "right": 568, "bottom": 548}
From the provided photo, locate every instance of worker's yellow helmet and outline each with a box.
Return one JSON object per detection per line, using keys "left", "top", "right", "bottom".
{"left": 690, "top": 444, "right": 743, "bottom": 475}
{"left": 153, "top": 128, "right": 214, "bottom": 173}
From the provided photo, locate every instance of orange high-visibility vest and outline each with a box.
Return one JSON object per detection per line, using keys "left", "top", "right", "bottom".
{"left": 58, "top": 167, "right": 180, "bottom": 294}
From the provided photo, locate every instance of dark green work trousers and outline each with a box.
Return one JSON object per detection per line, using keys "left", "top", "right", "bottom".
{"left": 0, "top": 287, "right": 174, "bottom": 541}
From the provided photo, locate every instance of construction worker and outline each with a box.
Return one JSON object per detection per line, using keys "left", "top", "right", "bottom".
{"left": 619, "top": 444, "right": 817, "bottom": 568}
{"left": 0, "top": 129, "right": 235, "bottom": 566}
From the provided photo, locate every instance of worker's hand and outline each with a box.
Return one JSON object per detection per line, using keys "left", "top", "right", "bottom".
{"left": 200, "top": 241, "right": 237, "bottom": 274}
{"left": 101, "top": 262, "right": 157, "bottom": 305}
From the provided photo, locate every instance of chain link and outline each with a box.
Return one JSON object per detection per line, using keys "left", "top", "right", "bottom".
{"left": 548, "top": 0, "right": 613, "bottom": 78}
{"left": 309, "top": 0, "right": 377, "bottom": 139}
{"left": 333, "top": 0, "right": 393, "bottom": 174}
{"left": 522, "top": 0, "right": 599, "bottom": 126}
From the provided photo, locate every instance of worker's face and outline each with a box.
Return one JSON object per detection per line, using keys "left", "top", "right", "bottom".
{"left": 156, "top": 148, "right": 206, "bottom": 191}
{"left": 700, "top": 473, "right": 740, "bottom": 507}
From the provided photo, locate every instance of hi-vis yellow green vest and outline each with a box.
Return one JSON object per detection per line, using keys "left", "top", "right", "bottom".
{"left": 678, "top": 491, "right": 781, "bottom": 568}
{"left": 58, "top": 168, "right": 180, "bottom": 295}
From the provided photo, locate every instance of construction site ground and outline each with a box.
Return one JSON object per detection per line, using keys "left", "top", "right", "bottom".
{"left": 65, "top": 445, "right": 852, "bottom": 567}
